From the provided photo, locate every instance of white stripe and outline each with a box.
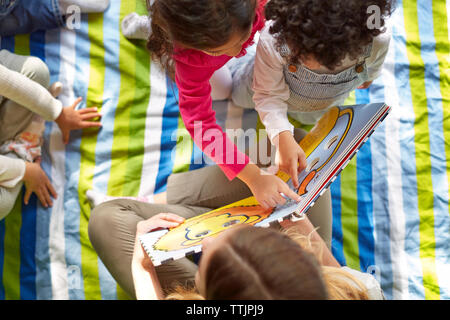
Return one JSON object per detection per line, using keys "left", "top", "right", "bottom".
{"left": 47, "top": 28, "right": 78, "bottom": 300}
{"left": 139, "top": 60, "right": 167, "bottom": 196}
{"left": 381, "top": 17, "right": 409, "bottom": 299}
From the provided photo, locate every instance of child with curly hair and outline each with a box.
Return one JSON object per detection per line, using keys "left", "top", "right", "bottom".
{"left": 229, "top": 0, "right": 394, "bottom": 188}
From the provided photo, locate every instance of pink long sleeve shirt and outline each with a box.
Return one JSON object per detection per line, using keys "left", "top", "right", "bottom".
{"left": 173, "top": 0, "right": 266, "bottom": 180}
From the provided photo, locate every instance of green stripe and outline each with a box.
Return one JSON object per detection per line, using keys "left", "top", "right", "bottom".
{"left": 403, "top": 0, "right": 440, "bottom": 299}
{"left": 122, "top": 39, "right": 150, "bottom": 196}
{"left": 432, "top": 1, "right": 450, "bottom": 218}
{"left": 172, "top": 116, "right": 194, "bottom": 173}
{"left": 120, "top": 0, "right": 150, "bottom": 197}
{"left": 107, "top": 1, "right": 139, "bottom": 197}
{"left": 2, "top": 35, "right": 29, "bottom": 300}
{"left": 338, "top": 92, "right": 360, "bottom": 270}
{"left": 14, "top": 34, "right": 30, "bottom": 56}
{"left": 77, "top": 12, "right": 106, "bottom": 300}
{"left": 2, "top": 191, "right": 22, "bottom": 300}
{"left": 340, "top": 157, "right": 360, "bottom": 270}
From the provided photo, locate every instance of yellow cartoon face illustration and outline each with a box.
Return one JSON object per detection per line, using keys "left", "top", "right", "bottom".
{"left": 295, "top": 107, "right": 354, "bottom": 196}
{"left": 154, "top": 205, "right": 274, "bottom": 251}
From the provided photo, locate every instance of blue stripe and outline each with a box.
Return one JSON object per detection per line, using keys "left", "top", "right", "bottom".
{"left": 330, "top": 175, "right": 346, "bottom": 266}
{"left": 63, "top": 15, "right": 92, "bottom": 300}
{"left": 189, "top": 142, "right": 207, "bottom": 171}
{"left": 91, "top": 0, "right": 121, "bottom": 301}
{"left": 0, "top": 36, "right": 14, "bottom": 301}
{"left": 392, "top": 2, "right": 425, "bottom": 299}
{"left": 355, "top": 89, "right": 376, "bottom": 274}
{"left": 417, "top": 0, "right": 450, "bottom": 299}
{"left": 154, "top": 77, "right": 179, "bottom": 193}
{"left": 33, "top": 28, "right": 60, "bottom": 300}
{"left": 368, "top": 78, "right": 393, "bottom": 299}
{"left": 1, "top": 35, "right": 14, "bottom": 51}
{"left": 19, "top": 191, "right": 37, "bottom": 300}
{"left": 34, "top": 125, "right": 54, "bottom": 300}
{"left": 16, "top": 30, "right": 47, "bottom": 301}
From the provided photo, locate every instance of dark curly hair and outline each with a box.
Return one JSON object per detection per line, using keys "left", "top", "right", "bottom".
{"left": 146, "top": 0, "right": 257, "bottom": 79}
{"left": 265, "top": 0, "right": 395, "bottom": 70}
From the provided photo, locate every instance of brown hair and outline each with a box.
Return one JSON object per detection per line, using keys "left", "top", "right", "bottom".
{"left": 201, "top": 225, "right": 328, "bottom": 299}
{"left": 146, "top": 0, "right": 257, "bottom": 79}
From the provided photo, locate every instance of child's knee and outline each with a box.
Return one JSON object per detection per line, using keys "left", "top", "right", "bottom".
{"left": 210, "top": 66, "right": 232, "bottom": 101}
{"left": 21, "top": 56, "right": 50, "bottom": 89}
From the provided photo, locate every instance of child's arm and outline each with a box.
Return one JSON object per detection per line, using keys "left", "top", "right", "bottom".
{"left": 0, "top": 155, "right": 26, "bottom": 189}
{"left": 175, "top": 58, "right": 249, "bottom": 181}
{"left": 365, "top": 23, "right": 392, "bottom": 82}
{"left": 252, "top": 29, "right": 293, "bottom": 145}
{"left": 0, "top": 53, "right": 102, "bottom": 144}
{"left": 0, "top": 155, "right": 57, "bottom": 207}
{"left": 252, "top": 28, "right": 308, "bottom": 186}
{"left": 0, "top": 60, "right": 63, "bottom": 121}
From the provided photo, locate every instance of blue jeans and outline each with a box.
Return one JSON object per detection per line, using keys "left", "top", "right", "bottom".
{"left": 0, "top": 0, "right": 65, "bottom": 37}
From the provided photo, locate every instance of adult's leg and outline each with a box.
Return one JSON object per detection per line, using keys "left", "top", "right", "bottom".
{"left": 167, "top": 165, "right": 253, "bottom": 209}
{"left": 88, "top": 199, "right": 211, "bottom": 299}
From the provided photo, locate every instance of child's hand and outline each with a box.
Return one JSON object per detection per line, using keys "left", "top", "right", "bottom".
{"left": 55, "top": 97, "right": 102, "bottom": 144}
{"left": 275, "top": 131, "right": 307, "bottom": 189}
{"left": 23, "top": 158, "right": 57, "bottom": 208}
{"left": 238, "top": 163, "right": 301, "bottom": 209}
{"left": 357, "top": 81, "right": 373, "bottom": 89}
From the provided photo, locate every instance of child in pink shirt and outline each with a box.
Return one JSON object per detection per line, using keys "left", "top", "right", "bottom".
{"left": 142, "top": 0, "right": 301, "bottom": 209}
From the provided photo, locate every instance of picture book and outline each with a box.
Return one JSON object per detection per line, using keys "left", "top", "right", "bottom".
{"left": 140, "top": 103, "right": 391, "bottom": 266}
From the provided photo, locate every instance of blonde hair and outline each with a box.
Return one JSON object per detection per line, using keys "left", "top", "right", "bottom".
{"left": 165, "top": 226, "right": 369, "bottom": 300}
{"left": 283, "top": 226, "right": 369, "bottom": 300}
{"left": 165, "top": 285, "right": 203, "bottom": 300}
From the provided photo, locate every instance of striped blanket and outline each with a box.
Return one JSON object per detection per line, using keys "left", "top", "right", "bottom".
{"left": 0, "top": 0, "right": 449, "bottom": 300}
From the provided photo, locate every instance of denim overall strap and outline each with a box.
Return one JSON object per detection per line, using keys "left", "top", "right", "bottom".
{"left": 280, "top": 43, "right": 373, "bottom": 112}
{"left": 0, "top": 0, "right": 18, "bottom": 18}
